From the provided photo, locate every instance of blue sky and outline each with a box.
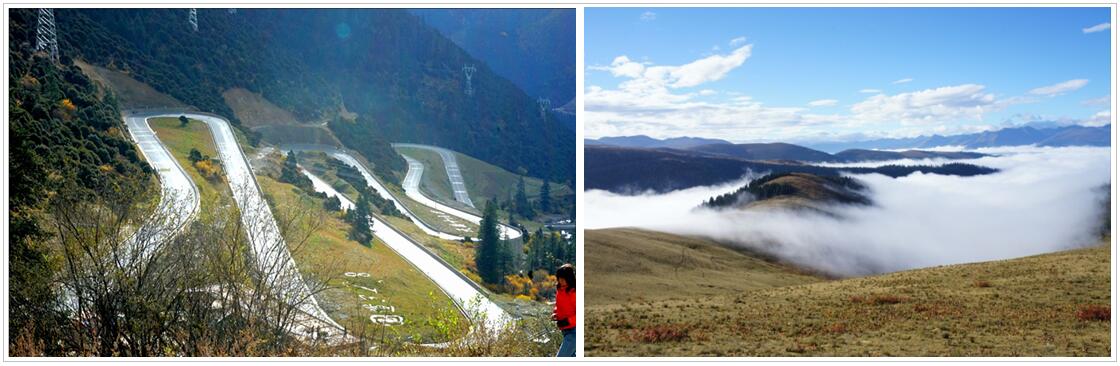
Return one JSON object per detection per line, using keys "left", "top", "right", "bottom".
{"left": 585, "top": 7, "right": 1113, "bottom": 143}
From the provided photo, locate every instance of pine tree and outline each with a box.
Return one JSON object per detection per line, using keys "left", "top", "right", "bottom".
{"left": 540, "top": 180, "right": 552, "bottom": 213}
{"left": 347, "top": 192, "right": 374, "bottom": 246}
{"left": 476, "top": 200, "right": 502, "bottom": 284}
{"left": 515, "top": 176, "right": 534, "bottom": 219}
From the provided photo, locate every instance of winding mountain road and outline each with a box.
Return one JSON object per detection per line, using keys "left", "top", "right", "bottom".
{"left": 396, "top": 150, "right": 522, "bottom": 240}
{"left": 127, "top": 112, "right": 348, "bottom": 343}
{"left": 394, "top": 143, "right": 475, "bottom": 208}
{"left": 301, "top": 170, "right": 511, "bottom": 332}
{"left": 122, "top": 115, "right": 200, "bottom": 261}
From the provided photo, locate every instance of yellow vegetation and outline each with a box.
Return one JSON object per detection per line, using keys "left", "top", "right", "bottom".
{"left": 193, "top": 159, "right": 222, "bottom": 181}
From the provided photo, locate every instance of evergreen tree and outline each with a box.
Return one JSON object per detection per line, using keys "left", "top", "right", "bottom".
{"left": 347, "top": 193, "right": 374, "bottom": 246}
{"left": 540, "top": 180, "right": 552, "bottom": 213}
{"left": 475, "top": 200, "right": 503, "bottom": 284}
{"left": 515, "top": 176, "right": 534, "bottom": 219}
{"left": 188, "top": 148, "right": 204, "bottom": 163}
{"left": 178, "top": 115, "right": 189, "bottom": 127}
{"left": 279, "top": 151, "right": 313, "bottom": 191}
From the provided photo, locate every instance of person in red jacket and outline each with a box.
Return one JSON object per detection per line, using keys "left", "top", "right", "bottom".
{"left": 553, "top": 263, "right": 576, "bottom": 357}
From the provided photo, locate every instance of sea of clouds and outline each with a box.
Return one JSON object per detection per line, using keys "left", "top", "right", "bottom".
{"left": 585, "top": 146, "right": 1112, "bottom": 277}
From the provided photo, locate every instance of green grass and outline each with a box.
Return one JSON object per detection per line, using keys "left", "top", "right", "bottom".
{"left": 149, "top": 117, "right": 231, "bottom": 211}
{"left": 394, "top": 146, "right": 572, "bottom": 214}
{"left": 258, "top": 174, "right": 467, "bottom": 342}
{"left": 586, "top": 229, "right": 1112, "bottom": 357}
{"left": 297, "top": 151, "right": 478, "bottom": 236}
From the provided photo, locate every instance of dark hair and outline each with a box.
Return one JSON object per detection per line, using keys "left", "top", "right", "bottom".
{"left": 556, "top": 263, "right": 575, "bottom": 292}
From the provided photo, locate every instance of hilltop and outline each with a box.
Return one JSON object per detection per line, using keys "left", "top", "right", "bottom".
{"left": 702, "top": 172, "right": 871, "bottom": 211}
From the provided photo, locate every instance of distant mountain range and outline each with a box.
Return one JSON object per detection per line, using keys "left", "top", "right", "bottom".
{"left": 805, "top": 124, "right": 1110, "bottom": 153}
{"left": 586, "top": 135, "right": 732, "bottom": 149}
{"left": 588, "top": 138, "right": 988, "bottom": 164}
{"left": 585, "top": 145, "right": 997, "bottom": 193}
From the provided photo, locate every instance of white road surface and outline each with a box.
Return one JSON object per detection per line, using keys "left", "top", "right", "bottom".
{"left": 397, "top": 152, "right": 522, "bottom": 240}
{"left": 394, "top": 143, "right": 475, "bottom": 208}
{"left": 326, "top": 151, "right": 465, "bottom": 241}
{"left": 301, "top": 169, "right": 511, "bottom": 331}
{"left": 145, "top": 113, "right": 348, "bottom": 342}
{"left": 122, "top": 115, "right": 200, "bottom": 262}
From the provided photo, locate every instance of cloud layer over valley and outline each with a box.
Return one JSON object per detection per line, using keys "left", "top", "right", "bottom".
{"left": 586, "top": 146, "right": 1111, "bottom": 276}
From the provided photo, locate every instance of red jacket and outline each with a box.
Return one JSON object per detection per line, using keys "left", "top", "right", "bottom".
{"left": 553, "top": 286, "right": 576, "bottom": 330}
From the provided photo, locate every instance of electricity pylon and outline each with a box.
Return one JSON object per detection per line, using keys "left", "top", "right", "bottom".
{"left": 537, "top": 97, "right": 551, "bottom": 120}
{"left": 189, "top": 8, "right": 198, "bottom": 32}
{"left": 35, "top": 9, "right": 58, "bottom": 62}
{"left": 462, "top": 64, "right": 476, "bottom": 96}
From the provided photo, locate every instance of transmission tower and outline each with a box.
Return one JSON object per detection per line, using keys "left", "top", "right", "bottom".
{"left": 189, "top": 8, "right": 198, "bottom": 32}
{"left": 537, "top": 97, "right": 551, "bottom": 120}
{"left": 462, "top": 64, "right": 476, "bottom": 96}
{"left": 35, "top": 9, "right": 58, "bottom": 62}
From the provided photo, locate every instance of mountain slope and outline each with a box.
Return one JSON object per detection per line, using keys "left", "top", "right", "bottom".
{"left": 585, "top": 229, "right": 823, "bottom": 307}
{"left": 55, "top": 9, "right": 574, "bottom": 183}
{"left": 587, "top": 241, "right": 1110, "bottom": 356}
{"left": 411, "top": 9, "right": 576, "bottom": 105}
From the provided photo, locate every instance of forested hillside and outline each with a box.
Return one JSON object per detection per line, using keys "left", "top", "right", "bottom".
{"left": 411, "top": 9, "right": 576, "bottom": 106}
{"left": 50, "top": 8, "right": 573, "bottom": 183}
{"left": 9, "top": 9, "right": 154, "bottom": 351}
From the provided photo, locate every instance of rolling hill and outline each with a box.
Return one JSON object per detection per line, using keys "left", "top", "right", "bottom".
{"left": 585, "top": 229, "right": 824, "bottom": 307}
{"left": 586, "top": 230, "right": 1111, "bottom": 356}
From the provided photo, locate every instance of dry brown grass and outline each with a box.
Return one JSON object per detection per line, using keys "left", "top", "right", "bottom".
{"left": 587, "top": 239, "right": 1111, "bottom": 357}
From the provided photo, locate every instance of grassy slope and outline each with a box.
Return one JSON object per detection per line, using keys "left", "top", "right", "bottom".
{"left": 585, "top": 228, "right": 823, "bottom": 307}
{"left": 298, "top": 151, "right": 478, "bottom": 236}
{"left": 257, "top": 174, "right": 466, "bottom": 342}
{"left": 394, "top": 145, "right": 572, "bottom": 211}
{"left": 587, "top": 232, "right": 1111, "bottom": 357}
{"left": 149, "top": 117, "right": 230, "bottom": 211}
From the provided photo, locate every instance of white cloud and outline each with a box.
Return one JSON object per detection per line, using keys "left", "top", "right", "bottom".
{"left": 698, "top": 89, "right": 717, "bottom": 96}
{"left": 711, "top": 45, "right": 721, "bottom": 52}
{"left": 1083, "top": 22, "right": 1111, "bottom": 33}
{"left": 1081, "top": 96, "right": 1110, "bottom": 106}
{"left": 1029, "top": 79, "right": 1089, "bottom": 96}
{"left": 667, "top": 45, "right": 752, "bottom": 88}
{"left": 1083, "top": 110, "right": 1112, "bottom": 127}
{"left": 595, "top": 55, "right": 649, "bottom": 78}
{"left": 728, "top": 36, "right": 747, "bottom": 47}
{"left": 859, "top": 89, "right": 882, "bottom": 94}
{"left": 892, "top": 78, "right": 914, "bottom": 84}
{"left": 640, "top": 11, "right": 656, "bottom": 21}
{"left": 808, "top": 99, "right": 839, "bottom": 107}
{"left": 850, "top": 84, "right": 999, "bottom": 125}
{"left": 586, "top": 146, "right": 1111, "bottom": 277}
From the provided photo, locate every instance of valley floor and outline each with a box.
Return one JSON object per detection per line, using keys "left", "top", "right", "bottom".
{"left": 586, "top": 229, "right": 1111, "bottom": 357}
